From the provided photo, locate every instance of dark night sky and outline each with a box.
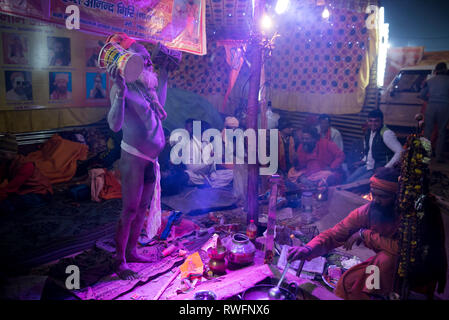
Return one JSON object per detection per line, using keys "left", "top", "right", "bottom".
{"left": 382, "top": 0, "right": 449, "bottom": 51}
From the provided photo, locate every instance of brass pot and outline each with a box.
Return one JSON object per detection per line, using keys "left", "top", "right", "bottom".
{"left": 208, "top": 258, "right": 227, "bottom": 274}
{"left": 226, "top": 233, "right": 256, "bottom": 266}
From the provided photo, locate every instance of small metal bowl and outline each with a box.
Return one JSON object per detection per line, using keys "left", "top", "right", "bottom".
{"left": 194, "top": 290, "right": 217, "bottom": 300}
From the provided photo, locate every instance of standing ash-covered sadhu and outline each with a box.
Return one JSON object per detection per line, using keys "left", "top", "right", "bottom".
{"left": 395, "top": 135, "right": 447, "bottom": 299}
{"left": 105, "top": 32, "right": 181, "bottom": 280}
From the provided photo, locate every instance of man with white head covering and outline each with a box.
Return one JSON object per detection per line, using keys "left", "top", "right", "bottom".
{"left": 6, "top": 72, "right": 30, "bottom": 101}
{"left": 184, "top": 118, "right": 234, "bottom": 189}
{"left": 221, "top": 117, "right": 248, "bottom": 206}
{"left": 221, "top": 116, "right": 239, "bottom": 147}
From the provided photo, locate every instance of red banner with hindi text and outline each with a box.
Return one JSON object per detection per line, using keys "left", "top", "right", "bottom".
{"left": 0, "top": 0, "right": 207, "bottom": 55}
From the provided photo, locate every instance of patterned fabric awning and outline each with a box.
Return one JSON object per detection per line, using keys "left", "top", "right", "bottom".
{"left": 205, "top": 0, "right": 380, "bottom": 39}
{"left": 205, "top": 0, "right": 253, "bottom": 39}
{"left": 168, "top": 0, "right": 380, "bottom": 114}
{"left": 266, "top": 5, "right": 377, "bottom": 114}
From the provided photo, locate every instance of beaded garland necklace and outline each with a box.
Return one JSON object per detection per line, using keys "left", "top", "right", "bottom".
{"left": 396, "top": 134, "right": 432, "bottom": 298}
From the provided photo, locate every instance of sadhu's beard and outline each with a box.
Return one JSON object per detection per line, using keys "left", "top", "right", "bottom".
{"left": 137, "top": 67, "right": 158, "bottom": 90}
{"left": 369, "top": 200, "right": 396, "bottom": 224}
{"left": 56, "top": 84, "right": 67, "bottom": 93}
{"left": 303, "top": 142, "right": 316, "bottom": 153}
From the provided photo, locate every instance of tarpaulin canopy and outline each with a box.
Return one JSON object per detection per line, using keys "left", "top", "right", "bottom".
{"left": 163, "top": 87, "right": 224, "bottom": 131}
{"left": 0, "top": 88, "right": 223, "bottom": 133}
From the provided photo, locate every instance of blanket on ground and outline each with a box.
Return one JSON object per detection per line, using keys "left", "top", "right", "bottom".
{"left": 25, "top": 134, "right": 88, "bottom": 184}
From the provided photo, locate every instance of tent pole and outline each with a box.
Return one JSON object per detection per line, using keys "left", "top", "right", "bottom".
{"left": 246, "top": 0, "right": 265, "bottom": 225}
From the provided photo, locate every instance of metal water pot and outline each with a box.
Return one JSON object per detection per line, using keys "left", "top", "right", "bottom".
{"left": 226, "top": 233, "right": 256, "bottom": 266}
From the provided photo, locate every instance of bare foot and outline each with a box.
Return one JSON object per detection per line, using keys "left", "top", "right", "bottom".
{"left": 114, "top": 261, "right": 139, "bottom": 280}
{"left": 126, "top": 251, "right": 155, "bottom": 263}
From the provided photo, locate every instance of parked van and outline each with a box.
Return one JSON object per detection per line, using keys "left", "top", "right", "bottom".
{"left": 380, "top": 65, "right": 433, "bottom": 129}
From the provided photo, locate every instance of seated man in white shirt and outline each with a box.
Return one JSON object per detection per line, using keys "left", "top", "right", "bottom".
{"left": 346, "top": 110, "right": 403, "bottom": 184}
{"left": 184, "top": 119, "right": 233, "bottom": 188}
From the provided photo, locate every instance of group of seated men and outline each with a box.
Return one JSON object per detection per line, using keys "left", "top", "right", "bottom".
{"left": 0, "top": 108, "right": 403, "bottom": 213}
{"left": 158, "top": 108, "right": 404, "bottom": 207}
{"left": 278, "top": 109, "right": 403, "bottom": 189}
{"left": 159, "top": 116, "right": 248, "bottom": 207}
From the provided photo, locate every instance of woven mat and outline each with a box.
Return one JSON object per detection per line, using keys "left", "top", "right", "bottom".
{"left": 48, "top": 241, "right": 184, "bottom": 300}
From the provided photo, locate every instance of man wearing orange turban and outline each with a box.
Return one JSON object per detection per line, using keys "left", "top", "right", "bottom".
{"left": 288, "top": 167, "right": 446, "bottom": 299}
{"left": 289, "top": 168, "right": 401, "bottom": 299}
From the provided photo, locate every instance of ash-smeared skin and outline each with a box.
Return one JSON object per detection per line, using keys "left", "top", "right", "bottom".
{"left": 107, "top": 42, "right": 169, "bottom": 280}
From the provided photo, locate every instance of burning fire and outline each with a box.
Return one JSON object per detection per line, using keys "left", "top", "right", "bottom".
{"left": 362, "top": 193, "right": 373, "bottom": 201}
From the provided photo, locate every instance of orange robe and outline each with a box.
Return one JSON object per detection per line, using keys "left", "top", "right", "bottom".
{"left": 278, "top": 133, "right": 295, "bottom": 173}
{"left": 0, "top": 155, "right": 53, "bottom": 200}
{"left": 99, "top": 169, "right": 122, "bottom": 200}
{"left": 288, "top": 138, "right": 345, "bottom": 186}
{"left": 306, "top": 203, "right": 400, "bottom": 299}
{"left": 25, "top": 134, "right": 88, "bottom": 184}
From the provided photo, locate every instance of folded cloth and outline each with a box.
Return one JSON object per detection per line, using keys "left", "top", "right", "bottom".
{"left": 89, "top": 168, "right": 105, "bottom": 202}
{"left": 180, "top": 252, "right": 203, "bottom": 280}
{"left": 151, "top": 42, "right": 182, "bottom": 71}
{"left": 157, "top": 211, "right": 200, "bottom": 241}
{"left": 25, "top": 134, "right": 88, "bottom": 184}
{"left": 99, "top": 170, "right": 122, "bottom": 200}
{"left": 88, "top": 168, "right": 121, "bottom": 202}
{"left": 1, "top": 155, "right": 53, "bottom": 200}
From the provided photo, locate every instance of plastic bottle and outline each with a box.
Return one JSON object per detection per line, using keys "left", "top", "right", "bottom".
{"left": 246, "top": 219, "right": 257, "bottom": 241}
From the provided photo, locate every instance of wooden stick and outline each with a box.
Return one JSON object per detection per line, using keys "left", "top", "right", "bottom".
{"left": 296, "top": 259, "right": 306, "bottom": 277}
{"left": 264, "top": 174, "right": 280, "bottom": 264}
{"left": 153, "top": 268, "right": 180, "bottom": 300}
{"left": 246, "top": 0, "right": 265, "bottom": 226}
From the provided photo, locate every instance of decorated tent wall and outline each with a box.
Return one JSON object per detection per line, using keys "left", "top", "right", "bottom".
{"left": 0, "top": 0, "right": 210, "bottom": 133}
{"left": 167, "top": 0, "right": 380, "bottom": 116}
{"left": 0, "top": 0, "right": 380, "bottom": 134}
{"left": 0, "top": 13, "right": 111, "bottom": 133}
{"left": 266, "top": 5, "right": 377, "bottom": 114}
{"left": 168, "top": 41, "right": 230, "bottom": 111}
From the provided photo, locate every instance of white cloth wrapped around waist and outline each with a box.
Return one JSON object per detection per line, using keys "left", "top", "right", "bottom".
{"left": 120, "top": 140, "right": 161, "bottom": 240}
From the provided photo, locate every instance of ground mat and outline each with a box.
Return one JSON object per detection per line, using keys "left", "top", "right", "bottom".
{"left": 0, "top": 193, "right": 122, "bottom": 272}
{"left": 161, "top": 186, "right": 237, "bottom": 215}
{"left": 47, "top": 241, "right": 184, "bottom": 300}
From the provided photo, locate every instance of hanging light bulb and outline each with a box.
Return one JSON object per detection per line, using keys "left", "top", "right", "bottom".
{"left": 275, "top": 0, "right": 289, "bottom": 15}
{"left": 322, "top": 7, "right": 330, "bottom": 19}
{"left": 261, "top": 14, "right": 273, "bottom": 30}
